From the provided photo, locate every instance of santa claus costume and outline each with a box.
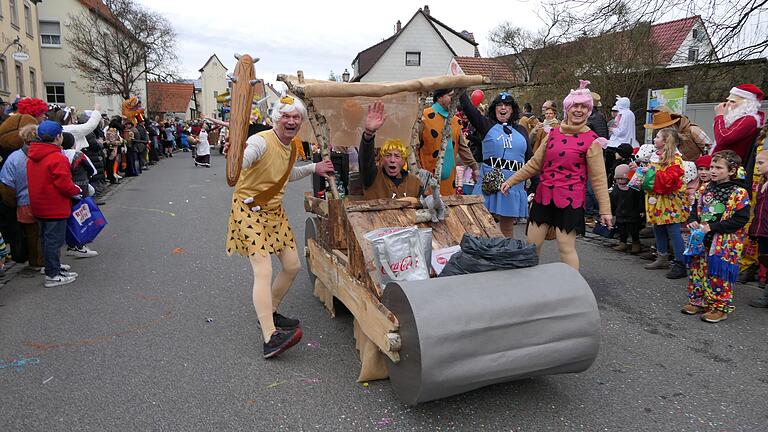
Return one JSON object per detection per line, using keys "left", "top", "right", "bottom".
{"left": 712, "top": 84, "right": 765, "bottom": 161}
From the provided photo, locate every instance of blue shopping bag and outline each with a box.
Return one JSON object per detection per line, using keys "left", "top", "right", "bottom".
{"left": 66, "top": 197, "right": 108, "bottom": 245}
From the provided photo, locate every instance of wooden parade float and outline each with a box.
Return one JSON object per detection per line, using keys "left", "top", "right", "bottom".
{"left": 227, "top": 57, "right": 602, "bottom": 405}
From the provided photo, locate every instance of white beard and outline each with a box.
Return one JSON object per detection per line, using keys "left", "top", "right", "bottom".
{"left": 723, "top": 100, "right": 761, "bottom": 128}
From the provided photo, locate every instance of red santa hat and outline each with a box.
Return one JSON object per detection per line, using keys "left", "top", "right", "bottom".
{"left": 729, "top": 84, "right": 764, "bottom": 102}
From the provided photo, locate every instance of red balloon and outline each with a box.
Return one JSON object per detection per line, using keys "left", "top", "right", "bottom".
{"left": 470, "top": 89, "right": 485, "bottom": 107}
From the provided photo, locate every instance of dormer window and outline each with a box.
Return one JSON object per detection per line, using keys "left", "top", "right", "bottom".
{"left": 405, "top": 52, "right": 421, "bottom": 66}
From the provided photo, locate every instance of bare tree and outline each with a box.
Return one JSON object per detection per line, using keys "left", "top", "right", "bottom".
{"left": 488, "top": 4, "right": 567, "bottom": 82}
{"left": 63, "top": 0, "right": 178, "bottom": 99}
{"left": 555, "top": 0, "right": 768, "bottom": 61}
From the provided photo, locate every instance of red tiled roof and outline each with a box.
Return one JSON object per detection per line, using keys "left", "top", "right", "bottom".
{"left": 147, "top": 82, "right": 194, "bottom": 114}
{"left": 77, "top": 0, "right": 136, "bottom": 41}
{"left": 650, "top": 16, "right": 700, "bottom": 64}
{"left": 455, "top": 57, "right": 519, "bottom": 82}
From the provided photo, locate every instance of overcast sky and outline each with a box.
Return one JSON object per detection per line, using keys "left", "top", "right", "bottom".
{"left": 135, "top": 0, "right": 541, "bottom": 84}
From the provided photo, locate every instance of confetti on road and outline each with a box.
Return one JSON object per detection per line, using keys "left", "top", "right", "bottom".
{"left": 266, "top": 381, "right": 285, "bottom": 389}
{"left": 306, "top": 340, "right": 320, "bottom": 349}
{"left": 172, "top": 247, "right": 187, "bottom": 254}
{"left": 118, "top": 206, "right": 176, "bottom": 217}
{"left": 43, "top": 377, "right": 53, "bottom": 384}
{"left": 376, "top": 418, "right": 394, "bottom": 427}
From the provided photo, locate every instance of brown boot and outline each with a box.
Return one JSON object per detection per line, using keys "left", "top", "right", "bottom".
{"left": 681, "top": 304, "right": 707, "bottom": 315}
{"left": 630, "top": 243, "right": 642, "bottom": 254}
{"left": 701, "top": 309, "right": 728, "bottom": 323}
{"left": 612, "top": 243, "right": 628, "bottom": 252}
{"left": 644, "top": 253, "right": 669, "bottom": 270}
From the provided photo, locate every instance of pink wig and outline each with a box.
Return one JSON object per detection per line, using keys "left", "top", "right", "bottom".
{"left": 562, "top": 80, "right": 594, "bottom": 113}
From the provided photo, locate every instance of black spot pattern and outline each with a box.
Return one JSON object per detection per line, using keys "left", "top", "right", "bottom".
{"left": 432, "top": 150, "right": 439, "bottom": 158}
{"left": 430, "top": 129, "right": 439, "bottom": 139}
{"left": 558, "top": 151, "right": 566, "bottom": 157}
{"left": 428, "top": 112, "right": 436, "bottom": 119}
{"left": 576, "top": 141, "right": 585, "bottom": 146}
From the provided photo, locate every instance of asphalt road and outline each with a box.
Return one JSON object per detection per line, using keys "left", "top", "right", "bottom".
{"left": 1, "top": 152, "right": 767, "bottom": 431}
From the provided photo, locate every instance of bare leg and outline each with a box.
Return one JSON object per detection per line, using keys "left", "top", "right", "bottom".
{"left": 526, "top": 222, "right": 550, "bottom": 256}
{"left": 556, "top": 229, "right": 579, "bottom": 270}
{"left": 272, "top": 246, "right": 301, "bottom": 309}
{"left": 499, "top": 216, "right": 518, "bottom": 238}
{"left": 249, "top": 253, "right": 276, "bottom": 341}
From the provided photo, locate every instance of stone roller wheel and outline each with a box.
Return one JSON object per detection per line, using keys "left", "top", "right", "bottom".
{"left": 382, "top": 262, "right": 601, "bottom": 405}
{"left": 304, "top": 217, "right": 320, "bottom": 286}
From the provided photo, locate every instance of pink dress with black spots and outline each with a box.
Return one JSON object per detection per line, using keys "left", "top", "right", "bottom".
{"left": 530, "top": 127, "right": 599, "bottom": 234}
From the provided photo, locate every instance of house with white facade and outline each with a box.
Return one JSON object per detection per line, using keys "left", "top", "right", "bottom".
{"left": 351, "top": 5, "right": 479, "bottom": 82}
{"left": 197, "top": 54, "right": 228, "bottom": 119}
{"left": 37, "top": 0, "right": 147, "bottom": 116}
{"left": 650, "top": 16, "right": 716, "bottom": 67}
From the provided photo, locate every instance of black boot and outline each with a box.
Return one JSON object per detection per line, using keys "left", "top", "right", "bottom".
{"left": 738, "top": 264, "right": 758, "bottom": 283}
{"left": 665, "top": 262, "right": 687, "bottom": 279}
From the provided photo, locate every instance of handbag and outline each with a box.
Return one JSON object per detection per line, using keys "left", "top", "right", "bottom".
{"left": 592, "top": 221, "right": 618, "bottom": 238}
{"left": 481, "top": 147, "right": 507, "bottom": 195}
{"left": 66, "top": 197, "right": 108, "bottom": 245}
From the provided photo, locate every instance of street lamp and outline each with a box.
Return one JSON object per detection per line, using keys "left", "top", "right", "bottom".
{"left": 342, "top": 69, "right": 350, "bottom": 82}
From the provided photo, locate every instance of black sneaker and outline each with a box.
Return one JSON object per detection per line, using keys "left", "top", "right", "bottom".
{"left": 273, "top": 312, "right": 300, "bottom": 330}
{"left": 263, "top": 328, "right": 303, "bottom": 359}
{"left": 665, "top": 263, "right": 687, "bottom": 279}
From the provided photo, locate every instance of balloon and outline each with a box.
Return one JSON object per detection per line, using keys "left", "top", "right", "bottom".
{"left": 470, "top": 89, "right": 485, "bottom": 107}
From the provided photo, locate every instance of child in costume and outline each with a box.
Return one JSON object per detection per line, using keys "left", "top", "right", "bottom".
{"left": 610, "top": 164, "right": 644, "bottom": 253}
{"left": 748, "top": 150, "right": 768, "bottom": 308}
{"left": 502, "top": 80, "right": 612, "bottom": 270}
{"left": 636, "top": 128, "right": 688, "bottom": 279}
{"left": 684, "top": 150, "right": 750, "bottom": 322}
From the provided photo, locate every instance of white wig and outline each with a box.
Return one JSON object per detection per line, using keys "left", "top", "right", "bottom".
{"left": 270, "top": 95, "right": 308, "bottom": 123}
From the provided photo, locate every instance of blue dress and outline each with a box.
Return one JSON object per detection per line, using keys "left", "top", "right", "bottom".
{"left": 472, "top": 123, "right": 528, "bottom": 217}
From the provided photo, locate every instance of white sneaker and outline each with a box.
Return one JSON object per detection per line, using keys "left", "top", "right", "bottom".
{"left": 114, "top": 173, "right": 123, "bottom": 180}
{"left": 66, "top": 246, "right": 98, "bottom": 258}
{"left": 44, "top": 274, "right": 76, "bottom": 288}
{"left": 40, "top": 263, "right": 72, "bottom": 275}
{"left": 59, "top": 270, "right": 78, "bottom": 278}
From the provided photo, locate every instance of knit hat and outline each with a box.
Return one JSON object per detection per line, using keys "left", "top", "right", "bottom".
{"left": 614, "top": 164, "right": 630, "bottom": 178}
{"left": 36, "top": 120, "right": 63, "bottom": 142}
{"left": 730, "top": 84, "right": 764, "bottom": 102}
{"left": 695, "top": 154, "right": 712, "bottom": 169}
{"left": 616, "top": 143, "right": 634, "bottom": 160}
{"left": 563, "top": 80, "right": 593, "bottom": 113}
{"left": 62, "top": 132, "right": 75, "bottom": 149}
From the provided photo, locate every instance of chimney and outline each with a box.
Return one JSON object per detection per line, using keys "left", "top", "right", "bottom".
{"left": 395, "top": 20, "right": 401, "bottom": 33}
{"left": 423, "top": 5, "right": 430, "bottom": 15}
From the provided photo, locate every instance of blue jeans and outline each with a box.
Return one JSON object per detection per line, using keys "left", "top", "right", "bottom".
{"left": 653, "top": 223, "right": 684, "bottom": 263}
{"left": 38, "top": 218, "right": 67, "bottom": 278}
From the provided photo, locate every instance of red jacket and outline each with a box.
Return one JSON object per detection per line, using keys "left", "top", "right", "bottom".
{"left": 26, "top": 141, "right": 81, "bottom": 219}
{"left": 712, "top": 113, "right": 763, "bottom": 161}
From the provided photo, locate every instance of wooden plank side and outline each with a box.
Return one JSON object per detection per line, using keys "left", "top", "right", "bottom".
{"left": 304, "top": 194, "right": 329, "bottom": 218}
{"left": 346, "top": 211, "right": 383, "bottom": 298}
{"left": 328, "top": 199, "right": 347, "bottom": 250}
{"left": 469, "top": 202, "right": 503, "bottom": 237}
{"left": 346, "top": 199, "right": 411, "bottom": 212}
{"left": 441, "top": 206, "right": 471, "bottom": 243}
{"left": 454, "top": 204, "right": 485, "bottom": 237}
{"left": 307, "top": 239, "right": 400, "bottom": 363}
{"left": 442, "top": 194, "right": 484, "bottom": 206}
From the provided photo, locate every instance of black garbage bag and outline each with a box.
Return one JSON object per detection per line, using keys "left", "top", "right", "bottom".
{"left": 439, "top": 234, "right": 539, "bottom": 277}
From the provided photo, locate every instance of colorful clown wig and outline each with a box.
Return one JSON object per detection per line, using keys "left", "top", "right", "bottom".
{"left": 16, "top": 98, "right": 49, "bottom": 118}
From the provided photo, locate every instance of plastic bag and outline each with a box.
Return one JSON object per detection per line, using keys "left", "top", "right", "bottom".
{"left": 66, "top": 197, "right": 108, "bottom": 245}
{"left": 366, "top": 227, "right": 432, "bottom": 289}
{"left": 439, "top": 234, "right": 539, "bottom": 277}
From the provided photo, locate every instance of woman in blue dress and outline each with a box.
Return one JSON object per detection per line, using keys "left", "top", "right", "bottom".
{"left": 459, "top": 92, "right": 531, "bottom": 237}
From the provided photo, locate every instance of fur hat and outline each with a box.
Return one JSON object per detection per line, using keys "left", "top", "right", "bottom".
{"left": 563, "top": 80, "right": 593, "bottom": 113}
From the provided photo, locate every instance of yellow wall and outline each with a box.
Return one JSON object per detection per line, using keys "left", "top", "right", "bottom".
{"left": 0, "top": 0, "right": 44, "bottom": 101}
